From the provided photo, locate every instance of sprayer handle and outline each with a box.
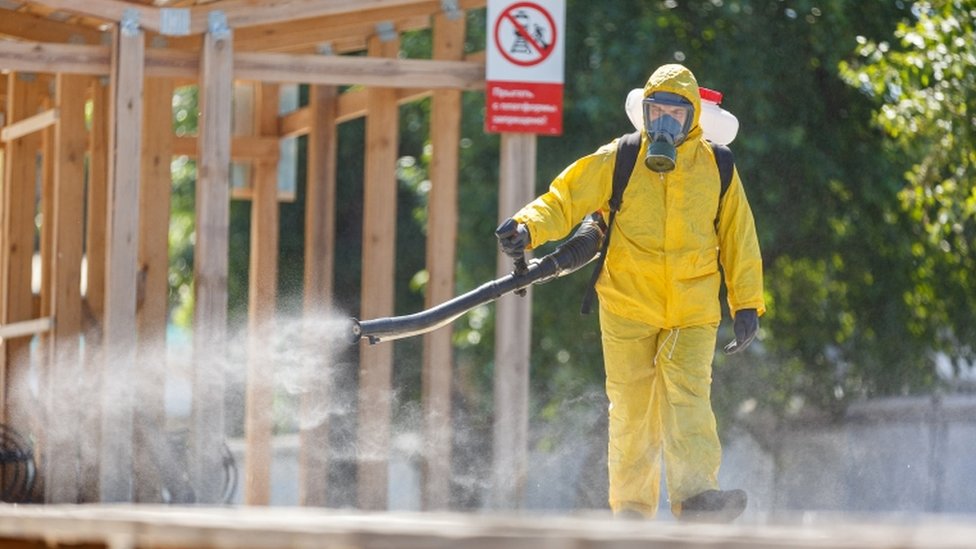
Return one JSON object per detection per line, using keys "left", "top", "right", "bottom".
{"left": 513, "top": 254, "right": 528, "bottom": 296}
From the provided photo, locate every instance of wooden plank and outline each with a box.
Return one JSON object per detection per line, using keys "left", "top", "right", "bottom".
{"left": 0, "top": 41, "right": 112, "bottom": 76}
{"left": 299, "top": 83, "right": 338, "bottom": 507}
{"left": 244, "top": 82, "right": 280, "bottom": 506}
{"left": 0, "top": 42, "right": 486, "bottom": 91}
{"left": 24, "top": 0, "right": 488, "bottom": 35}
{"left": 0, "top": 9, "right": 105, "bottom": 45}
{"left": 101, "top": 23, "right": 145, "bottom": 503}
{"left": 85, "top": 78, "right": 109, "bottom": 332}
{"left": 80, "top": 76, "right": 109, "bottom": 503}
{"left": 1, "top": 108, "right": 58, "bottom": 142}
{"left": 280, "top": 88, "right": 430, "bottom": 137}
{"left": 491, "top": 133, "right": 536, "bottom": 509}
{"left": 190, "top": 21, "right": 233, "bottom": 505}
{"left": 171, "top": 135, "right": 280, "bottom": 162}
{"left": 0, "top": 317, "right": 52, "bottom": 340}
{"left": 3, "top": 503, "right": 976, "bottom": 549}
{"left": 234, "top": 51, "right": 484, "bottom": 90}
{"left": 186, "top": 0, "right": 449, "bottom": 34}
{"left": 45, "top": 72, "right": 89, "bottom": 503}
{"left": 230, "top": 11, "right": 434, "bottom": 53}
{"left": 357, "top": 32, "right": 400, "bottom": 512}
{"left": 133, "top": 77, "right": 175, "bottom": 503}
{"left": 25, "top": 0, "right": 161, "bottom": 32}
{"left": 420, "top": 10, "right": 465, "bottom": 511}
{"left": 1, "top": 73, "right": 46, "bottom": 430}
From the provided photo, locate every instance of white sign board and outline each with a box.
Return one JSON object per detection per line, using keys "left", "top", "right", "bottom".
{"left": 485, "top": 0, "right": 565, "bottom": 135}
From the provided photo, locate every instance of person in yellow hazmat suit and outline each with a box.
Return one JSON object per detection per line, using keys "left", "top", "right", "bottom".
{"left": 496, "top": 64, "right": 765, "bottom": 522}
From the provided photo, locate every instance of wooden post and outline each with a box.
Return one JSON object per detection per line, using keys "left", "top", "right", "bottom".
{"left": 133, "top": 76, "right": 175, "bottom": 503}
{"left": 491, "top": 133, "right": 536, "bottom": 509}
{"left": 299, "top": 82, "right": 338, "bottom": 507}
{"left": 1, "top": 73, "right": 45, "bottom": 435}
{"left": 80, "top": 76, "right": 109, "bottom": 503}
{"left": 244, "top": 82, "right": 280, "bottom": 505}
{"left": 357, "top": 29, "right": 400, "bottom": 511}
{"left": 421, "top": 10, "right": 464, "bottom": 511}
{"left": 101, "top": 18, "right": 145, "bottom": 502}
{"left": 44, "top": 73, "right": 89, "bottom": 503}
{"left": 191, "top": 13, "right": 234, "bottom": 504}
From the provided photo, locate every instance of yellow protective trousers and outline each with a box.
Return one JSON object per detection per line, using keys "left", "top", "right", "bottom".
{"left": 600, "top": 305, "right": 721, "bottom": 518}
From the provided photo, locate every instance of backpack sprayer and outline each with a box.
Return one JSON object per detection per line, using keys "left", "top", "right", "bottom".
{"left": 348, "top": 215, "right": 606, "bottom": 345}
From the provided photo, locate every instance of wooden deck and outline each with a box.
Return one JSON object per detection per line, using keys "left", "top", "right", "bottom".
{"left": 0, "top": 505, "right": 974, "bottom": 549}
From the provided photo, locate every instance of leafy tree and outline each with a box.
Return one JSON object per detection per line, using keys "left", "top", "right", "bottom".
{"left": 839, "top": 0, "right": 976, "bottom": 377}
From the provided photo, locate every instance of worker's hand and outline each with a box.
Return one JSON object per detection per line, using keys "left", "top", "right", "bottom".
{"left": 723, "top": 309, "right": 758, "bottom": 355}
{"left": 495, "top": 218, "right": 531, "bottom": 259}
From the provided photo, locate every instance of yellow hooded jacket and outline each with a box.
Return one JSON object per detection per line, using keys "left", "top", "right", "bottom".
{"left": 513, "top": 64, "right": 765, "bottom": 328}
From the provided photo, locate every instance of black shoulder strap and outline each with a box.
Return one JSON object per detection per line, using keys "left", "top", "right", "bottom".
{"left": 710, "top": 142, "right": 735, "bottom": 228}
{"left": 580, "top": 132, "right": 640, "bottom": 315}
{"left": 711, "top": 142, "right": 734, "bottom": 197}
{"left": 609, "top": 131, "right": 642, "bottom": 211}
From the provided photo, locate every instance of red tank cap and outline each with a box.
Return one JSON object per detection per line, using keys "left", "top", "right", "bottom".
{"left": 699, "top": 87, "right": 723, "bottom": 104}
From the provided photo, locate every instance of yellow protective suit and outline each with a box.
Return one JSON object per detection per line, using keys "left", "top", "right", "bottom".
{"left": 512, "top": 64, "right": 765, "bottom": 517}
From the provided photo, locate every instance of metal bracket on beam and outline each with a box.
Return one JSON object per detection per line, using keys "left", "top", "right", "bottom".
{"left": 441, "top": 0, "right": 462, "bottom": 20}
{"left": 121, "top": 8, "right": 140, "bottom": 37}
{"left": 375, "top": 21, "right": 397, "bottom": 43}
{"left": 160, "top": 8, "right": 191, "bottom": 37}
{"left": 208, "top": 11, "right": 231, "bottom": 40}
{"left": 316, "top": 42, "right": 335, "bottom": 56}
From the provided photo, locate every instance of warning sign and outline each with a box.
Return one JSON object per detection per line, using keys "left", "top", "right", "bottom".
{"left": 486, "top": 0, "right": 565, "bottom": 135}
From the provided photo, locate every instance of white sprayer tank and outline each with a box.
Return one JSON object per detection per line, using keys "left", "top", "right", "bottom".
{"left": 625, "top": 86, "right": 739, "bottom": 145}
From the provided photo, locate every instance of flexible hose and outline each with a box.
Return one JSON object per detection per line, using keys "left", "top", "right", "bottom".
{"left": 350, "top": 215, "right": 606, "bottom": 344}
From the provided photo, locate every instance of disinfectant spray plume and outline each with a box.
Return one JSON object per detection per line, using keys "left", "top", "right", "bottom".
{"left": 350, "top": 215, "right": 606, "bottom": 345}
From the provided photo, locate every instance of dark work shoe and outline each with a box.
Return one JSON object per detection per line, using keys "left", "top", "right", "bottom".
{"left": 614, "top": 508, "right": 647, "bottom": 520}
{"left": 678, "top": 489, "right": 747, "bottom": 523}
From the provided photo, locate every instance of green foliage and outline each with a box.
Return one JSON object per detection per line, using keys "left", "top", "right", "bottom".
{"left": 839, "top": 0, "right": 976, "bottom": 365}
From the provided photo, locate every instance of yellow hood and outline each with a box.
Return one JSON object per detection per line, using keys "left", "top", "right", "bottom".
{"left": 642, "top": 64, "right": 702, "bottom": 135}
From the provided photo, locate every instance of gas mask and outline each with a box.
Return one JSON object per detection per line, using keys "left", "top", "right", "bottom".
{"left": 642, "top": 92, "right": 694, "bottom": 173}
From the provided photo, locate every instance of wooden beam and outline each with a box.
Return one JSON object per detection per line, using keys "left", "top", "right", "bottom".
{"left": 25, "top": 0, "right": 487, "bottom": 35}
{"left": 171, "top": 135, "right": 280, "bottom": 161}
{"left": 0, "top": 317, "right": 52, "bottom": 340}
{"left": 0, "top": 9, "right": 106, "bottom": 45}
{"left": 0, "top": 41, "right": 486, "bottom": 91}
{"left": 190, "top": 20, "right": 233, "bottom": 505}
{"left": 357, "top": 32, "right": 400, "bottom": 512}
{"left": 45, "top": 72, "right": 89, "bottom": 503}
{"left": 2, "top": 73, "right": 46, "bottom": 430}
{"left": 133, "top": 77, "right": 175, "bottom": 503}
{"left": 101, "top": 22, "right": 145, "bottom": 504}
{"left": 491, "top": 133, "right": 536, "bottom": 509}
{"left": 280, "top": 87, "right": 431, "bottom": 137}
{"left": 185, "top": 0, "right": 453, "bottom": 34}
{"left": 0, "top": 41, "right": 112, "bottom": 75}
{"left": 25, "top": 0, "right": 161, "bottom": 32}
{"left": 244, "top": 82, "right": 280, "bottom": 506}
{"left": 80, "top": 76, "right": 109, "bottom": 503}
{"left": 421, "top": 10, "right": 465, "bottom": 512}
{"left": 299, "top": 83, "right": 338, "bottom": 507}
{"left": 1, "top": 108, "right": 58, "bottom": 143}
{"left": 234, "top": 51, "right": 484, "bottom": 89}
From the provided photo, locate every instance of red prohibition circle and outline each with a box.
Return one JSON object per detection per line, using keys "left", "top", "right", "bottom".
{"left": 493, "top": 2, "right": 558, "bottom": 67}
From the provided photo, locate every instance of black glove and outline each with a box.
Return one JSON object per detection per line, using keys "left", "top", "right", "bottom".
{"left": 495, "top": 218, "right": 531, "bottom": 259}
{"left": 723, "top": 308, "right": 758, "bottom": 355}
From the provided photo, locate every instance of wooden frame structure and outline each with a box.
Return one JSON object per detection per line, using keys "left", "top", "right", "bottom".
{"left": 0, "top": 0, "right": 536, "bottom": 510}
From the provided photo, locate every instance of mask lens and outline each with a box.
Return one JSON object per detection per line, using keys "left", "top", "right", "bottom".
{"left": 642, "top": 93, "right": 694, "bottom": 145}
